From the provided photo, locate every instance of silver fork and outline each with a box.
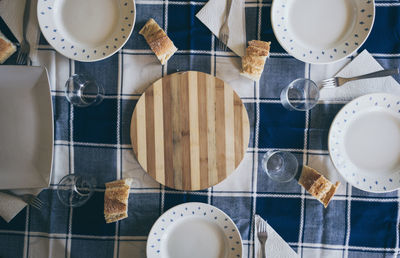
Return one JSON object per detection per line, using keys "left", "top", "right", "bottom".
{"left": 257, "top": 221, "right": 268, "bottom": 258}
{"left": 321, "top": 68, "right": 399, "bottom": 88}
{"left": 0, "top": 190, "right": 43, "bottom": 210}
{"left": 218, "top": 0, "right": 233, "bottom": 51}
{"left": 16, "top": 0, "right": 31, "bottom": 65}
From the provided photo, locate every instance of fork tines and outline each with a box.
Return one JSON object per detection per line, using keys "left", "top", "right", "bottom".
{"left": 321, "top": 77, "right": 338, "bottom": 88}
{"left": 16, "top": 48, "right": 28, "bottom": 65}
{"left": 218, "top": 30, "right": 229, "bottom": 51}
{"left": 258, "top": 221, "right": 267, "bottom": 234}
{"left": 222, "top": 35, "right": 228, "bottom": 51}
{"left": 257, "top": 221, "right": 268, "bottom": 242}
{"left": 16, "top": 40, "right": 30, "bottom": 65}
{"left": 28, "top": 196, "right": 44, "bottom": 210}
{"left": 218, "top": 38, "right": 225, "bottom": 51}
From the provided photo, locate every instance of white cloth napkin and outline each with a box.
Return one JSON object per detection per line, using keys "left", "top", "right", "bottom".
{"left": 318, "top": 50, "right": 400, "bottom": 101}
{"left": 196, "top": 0, "right": 246, "bottom": 57}
{"left": 0, "top": 0, "right": 40, "bottom": 63}
{"left": 0, "top": 192, "right": 27, "bottom": 223}
{"left": 0, "top": 188, "right": 42, "bottom": 223}
{"left": 254, "top": 215, "right": 299, "bottom": 258}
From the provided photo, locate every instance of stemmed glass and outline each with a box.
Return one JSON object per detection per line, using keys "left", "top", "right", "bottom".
{"left": 57, "top": 174, "right": 97, "bottom": 207}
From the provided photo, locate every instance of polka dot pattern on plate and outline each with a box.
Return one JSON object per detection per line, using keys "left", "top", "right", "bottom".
{"left": 271, "top": 0, "right": 375, "bottom": 64}
{"left": 329, "top": 93, "right": 400, "bottom": 193}
{"left": 146, "top": 202, "right": 242, "bottom": 258}
{"left": 37, "top": 0, "right": 136, "bottom": 62}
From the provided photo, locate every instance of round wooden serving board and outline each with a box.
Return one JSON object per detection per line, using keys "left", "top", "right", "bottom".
{"left": 130, "top": 71, "right": 250, "bottom": 191}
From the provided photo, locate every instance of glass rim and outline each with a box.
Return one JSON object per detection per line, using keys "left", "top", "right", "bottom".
{"left": 262, "top": 150, "right": 299, "bottom": 183}
{"left": 64, "top": 74, "right": 104, "bottom": 107}
{"left": 56, "top": 174, "right": 96, "bottom": 208}
{"left": 282, "top": 78, "right": 320, "bottom": 111}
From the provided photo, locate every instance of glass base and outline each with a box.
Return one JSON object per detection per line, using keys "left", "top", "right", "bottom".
{"left": 280, "top": 78, "right": 319, "bottom": 111}
{"left": 262, "top": 151, "right": 299, "bottom": 182}
{"left": 65, "top": 74, "right": 104, "bottom": 107}
{"left": 57, "top": 174, "right": 96, "bottom": 207}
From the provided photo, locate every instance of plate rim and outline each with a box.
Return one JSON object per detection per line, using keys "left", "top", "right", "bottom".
{"left": 37, "top": 0, "right": 136, "bottom": 62}
{"left": 146, "top": 202, "right": 243, "bottom": 258}
{"left": 41, "top": 66, "right": 55, "bottom": 189}
{"left": 328, "top": 93, "right": 400, "bottom": 193}
{"left": 270, "top": 0, "right": 376, "bottom": 64}
{"left": 0, "top": 65, "right": 54, "bottom": 189}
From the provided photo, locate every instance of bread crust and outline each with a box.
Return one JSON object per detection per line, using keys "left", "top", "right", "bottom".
{"left": 105, "top": 179, "right": 132, "bottom": 188}
{"left": 240, "top": 40, "right": 271, "bottom": 81}
{"left": 139, "top": 18, "right": 177, "bottom": 65}
{"left": 105, "top": 213, "right": 128, "bottom": 223}
{"left": 299, "top": 165, "right": 340, "bottom": 208}
{"left": 104, "top": 178, "right": 132, "bottom": 223}
{"left": 0, "top": 35, "right": 16, "bottom": 64}
{"left": 248, "top": 40, "right": 271, "bottom": 51}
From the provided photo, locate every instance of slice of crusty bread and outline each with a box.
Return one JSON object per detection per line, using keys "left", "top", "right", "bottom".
{"left": 298, "top": 165, "right": 340, "bottom": 208}
{"left": 139, "top": 18, "right": 177, "bottom": 65}
{"left": 240, "top": 40, "right": 271, "bottom": 82}
{"left": 0, "top": 35, "right": 16, "bottom": 64}
{"left": 104, "top": 178, "right": 132, "bottom": 223}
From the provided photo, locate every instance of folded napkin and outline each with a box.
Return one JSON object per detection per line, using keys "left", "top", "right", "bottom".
{"left": 254, "top": 215, "right": 298, "bottom": 258}
{"left": 318, "top": 50, "right": 400, "bottom": 101}
{"left": 196, "top": 0, "right": 246, "bottom": 57}
{"left": 0, "top": 192, "right": 27, "bottom": 223}
{"left": 0, "top": 0, "right": 40, "bottom": 63}
{"left": 0, "top": 188, "right": 42, "bottom": 223}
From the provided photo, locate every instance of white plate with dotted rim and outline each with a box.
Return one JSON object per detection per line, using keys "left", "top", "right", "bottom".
{"left": 271, "top": 0, "right": 375, "bottom": 64}
{"left": 37, "top": 0, "right": 135, "bottom": 62}
{"left": 329, "top": 93, "right": 400, "bottom": 193}
{"left": 147, "top": 202, "right": 242, "bottom": 258}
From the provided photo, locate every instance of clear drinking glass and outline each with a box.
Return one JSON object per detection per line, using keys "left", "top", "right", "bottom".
{"left": 65, "top": 74, "right": 104, "bottom": 107}
{"left": 280, "top": 78, "right": 319, "bottom": 111}
{"left": 57, "top": 174, "right": 97, "bottom": 207}
{"left": 261, "top": 151, "right": 299, "bottom": 182}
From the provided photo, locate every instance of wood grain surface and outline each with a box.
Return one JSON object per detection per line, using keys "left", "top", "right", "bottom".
{"left": 130, "top": 71, "right": 250, "bottom": 190}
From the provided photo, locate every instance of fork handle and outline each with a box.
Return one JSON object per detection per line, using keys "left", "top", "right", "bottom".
{"left": 347, "top": 68, "right": 399, "bottom": 82}
{"left": 225, "top": 0, "right": 234, "bottom": 22}
{"left": 260, "top": 242, "right": 266, "bottom": 258}
{"left": 22, "top": 0, "right": 31, "bottom": 40}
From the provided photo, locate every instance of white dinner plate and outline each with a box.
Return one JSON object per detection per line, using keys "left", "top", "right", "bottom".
{"left": 271, "top": 0, "right": 375, "bottom": 64}
{"left": 147, "top": 202, "right": 242, "bottom": 258}
{"left": 37, "top": 0, "right": 136, "bottom": 62}
{"left": 0, "top": 66, "right": 53, "bottom": 189}
{"left": 329, "top": 93, "right": 400, "bottom": 193}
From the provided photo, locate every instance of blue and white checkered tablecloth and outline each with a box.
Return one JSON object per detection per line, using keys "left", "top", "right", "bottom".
{"left": 1, "top": 0, "right": 400, "bottom": 257}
